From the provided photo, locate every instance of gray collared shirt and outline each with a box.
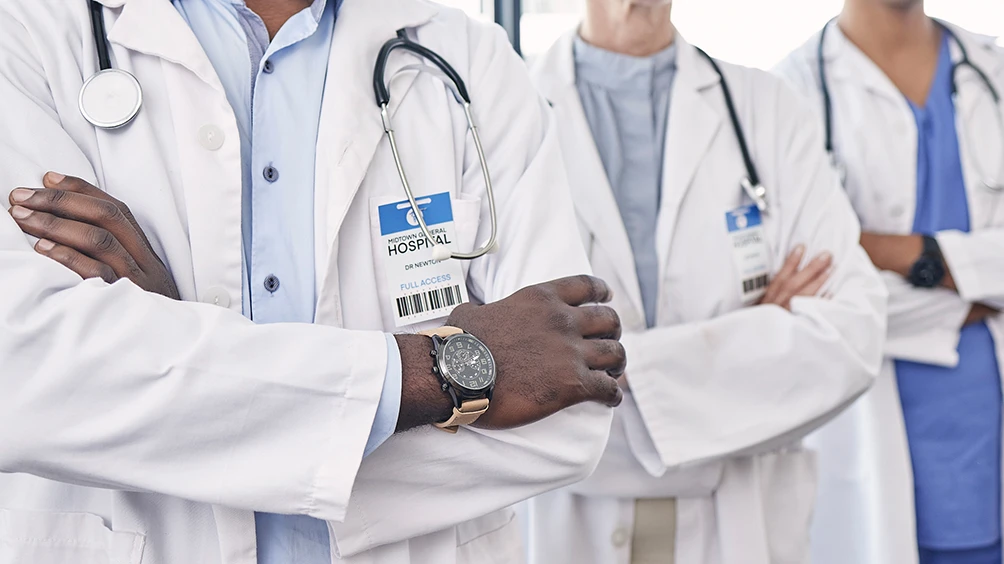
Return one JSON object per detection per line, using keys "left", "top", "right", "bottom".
{"left": 573, "top": 36, "right": 677, "bottom": 328}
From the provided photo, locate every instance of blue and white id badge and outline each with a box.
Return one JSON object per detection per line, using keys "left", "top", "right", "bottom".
{"left": 376, "top": 192, "right": 469, "bottom": 327}
{"left": 725, "top": 205, "right": 770, "bottom": 304}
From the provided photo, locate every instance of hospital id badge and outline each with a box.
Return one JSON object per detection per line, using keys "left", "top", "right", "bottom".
{"left": 725, "top": 205, "right": 770, "bottom": 304}
{"left": 376, "top": 192, "right": 469, "bottom": 327}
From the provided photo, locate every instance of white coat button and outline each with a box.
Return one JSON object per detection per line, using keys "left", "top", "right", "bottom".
{"left": 890, "top": 204, "right": 906, "bottom": 217}
{"left": 611, "top": 527, "right": 629, "bottom": 548}
{"left": 202, "top": 286, "right": 231, "bottom": 308}
{"left": 198, "top": 125, "right": 225, "bottom": 151}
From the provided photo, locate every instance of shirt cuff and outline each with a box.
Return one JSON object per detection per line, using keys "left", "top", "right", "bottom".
{"left": 363, "top": 334, "right": 403, "bottom": 457}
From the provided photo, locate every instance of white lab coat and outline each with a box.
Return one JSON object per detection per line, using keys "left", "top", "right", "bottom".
{"left": 0, "top": 1, "right": 614, "bottom": 563}
{"left": 775, "top": 23, "right": 1004, "bottom": 564}
{"left": 525, "top": 31, "right": 887, "bottom": 564}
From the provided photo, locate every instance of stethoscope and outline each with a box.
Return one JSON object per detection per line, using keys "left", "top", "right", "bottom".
{"left": 81, "top": 3, "right": 498, "bottom": 261}
{"left": 694, "top": 47, "right": 770, "bottom": 213}
{"left": 374, "top": 29, "right": 498, "bottom": 261}
{"left": 818, "top": 18, "right": 1004, "bottom": 192}
{"left": 80, "top": 0, "right": 143, "bottom": 129}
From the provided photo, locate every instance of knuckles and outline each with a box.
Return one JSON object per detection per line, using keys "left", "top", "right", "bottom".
{"left": 88, "top": 228, "right": 117, "bottom": 254}
{"left": 95, "top": 200, "right": 124, "bottom": 224}
{"left": 43, "top": 189, "right": 68, "bottom": 207}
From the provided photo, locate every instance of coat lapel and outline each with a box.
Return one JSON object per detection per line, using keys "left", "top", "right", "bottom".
{"left": 313, "top": 0, "right": 439, "bottom": 318}
{"left": 105, "top": 0, "right": 225, "bottom": 94}
{"left": 654, "top": 38, "right": 722, "bottom": 294}
{"left": 949, "top": 25, "right": 1004, "bottom": 230}
{"left": 535, "top": 32, "right": 645, "bottom": 321}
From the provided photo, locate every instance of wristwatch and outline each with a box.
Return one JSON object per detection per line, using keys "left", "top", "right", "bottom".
{"left": 418, "top": 326, "right": 496, "bottom": 433}
{"left": 907, "top": 235, "right": 947, "bottom": 288}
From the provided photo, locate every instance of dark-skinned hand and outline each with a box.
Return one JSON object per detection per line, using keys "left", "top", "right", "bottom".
{"left": 8, "top": 172, "right": 180, "bottom": 300}
{"left": 395, "top": 275, "right": 625, "bottom": 431}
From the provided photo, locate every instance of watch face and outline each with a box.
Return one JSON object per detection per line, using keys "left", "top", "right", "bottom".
{"left": 439, "top": 334, "right": 496, "bottom": 393}
{"left": 909, "top": 255, "right": 946, "bottom": 288}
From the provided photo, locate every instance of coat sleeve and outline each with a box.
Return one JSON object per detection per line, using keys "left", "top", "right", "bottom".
{"left": 618, "top": 76, "right": 887, "bottom": 474}
{"left": 328, "top": 21, "right": 613, "bottom": 557}
{"left": 938, "top": 229, "right": 1004, "bottom": 309}
{"left": 0, "top": 6, "right": 386, "bottom": 523}
{"left": 881, "top": 271, "right": 970, "bottom": 366}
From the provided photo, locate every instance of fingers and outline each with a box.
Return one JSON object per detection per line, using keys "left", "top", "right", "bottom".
{"left": 31, "top": 238, "right": 118, "bottom": 283}
{"left": 10, "top": 183, "right": 151, "bottom": 268}
{"left": 575, "top": 305, "right": 622, "bottom": 339}
{"left": 796, "top": 266, "right": 832, "bottom": 299}
{"left": 761, "top": 247, "right": 833, "bottom": 309}
{"left": 583, "top": 338, "right": 626, "bottom": 377}
{"left": 760, "top": 245, "right": 804, "bottom": 304}
{"left": 547, "top": 275, "right": 613, "bottom": 306}
{"left": 9, "top": 206, "right": 141, "bottom": 279}
{"left": 11, "top": 187, "right": 129, "bottom": 231}
{"left": 39, "top": 172, "right": 157, "bottom": 252}
{"left": 773, "top": 252, "right": 832, "bottom": 306}
{"left": 42, "top": 173, "right": 127, "bottom": 212}
{"left": 580, "top": 370, "right": 624, "bottom": 408}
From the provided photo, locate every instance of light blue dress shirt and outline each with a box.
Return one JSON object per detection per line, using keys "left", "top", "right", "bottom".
{"left": 894, "top": 34, "right": 1002, "bottom": 559}
{"left": 573, "top": 37, "right": 677, "bottom": 328}
{"left": 173, "top": 1, "right": 401, "bottom": 562}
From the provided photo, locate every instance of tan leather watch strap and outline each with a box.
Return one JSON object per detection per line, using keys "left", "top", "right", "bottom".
{"left": 417, "top": 327, "right": 490, "bottom": 433}
{"left": 417, "top": 326, "right": 464, "bottom": 338}
{"left": 434, "top": 398, "right": 490, "bottom": 434}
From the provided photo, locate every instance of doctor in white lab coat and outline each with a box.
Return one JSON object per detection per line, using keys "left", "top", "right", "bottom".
{"left": 776, "top": 4, "right": 1004, "bottom": 564}
{"left": 525, "top": 1, "right": 886, "bottom": 563}
{"left": 0, "top": 0, "right": 627, "bottom": 563}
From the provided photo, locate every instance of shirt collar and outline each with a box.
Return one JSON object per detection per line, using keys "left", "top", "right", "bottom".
{"left": 573, "top": 35, "right": 678, "bottom": 92}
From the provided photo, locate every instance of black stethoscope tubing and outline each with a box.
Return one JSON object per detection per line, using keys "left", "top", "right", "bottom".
{"left": 694, "top": 46, "right": 763, "bottom": 190}
{"left": 692, "top": 46, "right": 768, "bottom": 212}
{"left": 89, "top": 0, "right": 112, "bottom": 71}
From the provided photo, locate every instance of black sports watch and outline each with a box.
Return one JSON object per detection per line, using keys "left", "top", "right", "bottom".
{"left": 907, "top": 235, "right": 947, "bottom": 289}
{"left": 419, "top": 327, "right": 496, "bottom": 433}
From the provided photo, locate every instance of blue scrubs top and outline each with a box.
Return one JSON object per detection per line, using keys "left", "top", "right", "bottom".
{"left": 895, "top": 33, "right": 1003, "bottom": 551}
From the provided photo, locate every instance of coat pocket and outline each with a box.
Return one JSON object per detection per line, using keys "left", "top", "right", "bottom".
{"left": 456, "top": 509, "right": 522, "bottom": 564}
{"left": 757, "top": 448, "right": 818, "bottom": 564}
{"left": 0, "top": 509, "right": 145, "bottom": 564}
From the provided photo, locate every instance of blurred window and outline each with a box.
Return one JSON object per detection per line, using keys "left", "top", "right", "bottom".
{"left": 437, "top": 0, "right": 495, "bottom": 23}
{"left": 517, "top": 0, "right": 1004, "bottom": 67}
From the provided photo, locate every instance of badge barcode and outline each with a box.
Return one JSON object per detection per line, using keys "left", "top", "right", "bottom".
{"left": 396, "top": 285, "right": 464, "bottom": 318}
{"left": 743, "top": 274, "right": 769, "bottom": 293}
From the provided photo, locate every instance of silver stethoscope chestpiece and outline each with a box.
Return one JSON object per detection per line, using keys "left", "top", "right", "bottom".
{"left": 78, "top": 69, "right": 143, "bottom": 129}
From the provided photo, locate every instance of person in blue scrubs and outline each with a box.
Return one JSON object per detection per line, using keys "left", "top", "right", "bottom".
{"left": 831, "top": 1, "right": 1003, "bottom": 561}
{"left": 894, "top": 32, "right": 1003, "bottom": 563}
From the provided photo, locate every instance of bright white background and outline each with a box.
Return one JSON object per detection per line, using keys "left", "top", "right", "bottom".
{"left": 437, "top": 0, "right": 1004, "bottom": 67}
